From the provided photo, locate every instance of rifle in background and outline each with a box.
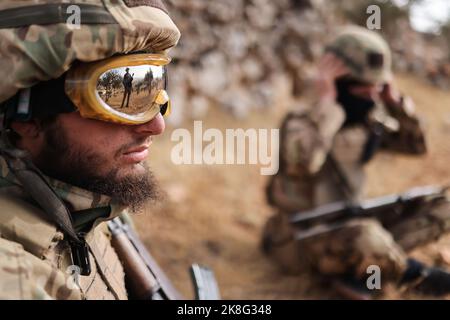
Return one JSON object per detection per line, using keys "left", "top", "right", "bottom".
{"left": 289, "top": 185, "right": 449, "bottom": 241}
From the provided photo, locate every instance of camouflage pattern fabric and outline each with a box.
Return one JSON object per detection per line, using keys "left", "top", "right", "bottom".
{"left": 0, "top": 155, "right": 128, "bottom": 299}
{"left": 326, "top": 26, "right": 392, "bottom": 84}
{"left": 263, "top": 213, "right": 408, "bottom": 281}
{"left": 0, "top": 0, "right": 180, "bottom": 103}
{"left": 263, "top": 196, "right": 450, "bottom": 283}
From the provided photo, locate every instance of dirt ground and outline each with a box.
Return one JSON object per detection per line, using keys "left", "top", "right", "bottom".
{"left": 133, "top": 74, "right": 450, "bottom": 300}
{"left": 105, "top": 90, "right": 153, "bottom": 114}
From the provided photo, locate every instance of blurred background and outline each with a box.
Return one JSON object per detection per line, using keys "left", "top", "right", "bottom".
{"left": 134, "top": 0, "right": 450, "bottom": 299}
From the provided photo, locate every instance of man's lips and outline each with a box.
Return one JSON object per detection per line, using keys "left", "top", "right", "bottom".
{"left": 121, "top": 144, "right": 150, "bottom": 163}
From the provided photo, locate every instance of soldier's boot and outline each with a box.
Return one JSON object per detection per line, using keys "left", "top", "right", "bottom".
{"left": 400, "top": 258, "right": 450, "bottom": 296}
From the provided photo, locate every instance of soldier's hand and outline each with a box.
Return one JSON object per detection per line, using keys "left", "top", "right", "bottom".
{"left": 380, "top": 82, "right": 402, "bottom": 107}
{"left": 315, "top": 53, "right": 349, "bottom": 103}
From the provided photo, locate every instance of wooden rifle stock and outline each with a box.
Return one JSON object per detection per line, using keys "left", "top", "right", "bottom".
{"left": 108, "top": 217, "right": 183, "bottom": 300}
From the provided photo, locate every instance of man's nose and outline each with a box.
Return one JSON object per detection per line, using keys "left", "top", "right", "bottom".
{"left": 132, "top": 113, "right": 165, "bottom": 136}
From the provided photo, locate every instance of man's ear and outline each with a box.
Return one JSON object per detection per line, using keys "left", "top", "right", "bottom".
{"left": 10, "top": 120, "right": 42, "bottom": 139}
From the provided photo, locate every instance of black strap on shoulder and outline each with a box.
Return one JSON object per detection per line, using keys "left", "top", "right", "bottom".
{"left": 0, "top": 146, "right": 80, "bottom": 243}
{"left": 0, "top": 132, "right": 93, "bottom": 276}
{"left": 0, "top": 3, "right": 117, "bottom": 29}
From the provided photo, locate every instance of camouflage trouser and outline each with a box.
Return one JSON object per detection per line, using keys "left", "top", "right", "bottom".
{"left": 262, "top": 199, "right": 450, "bottom": 282}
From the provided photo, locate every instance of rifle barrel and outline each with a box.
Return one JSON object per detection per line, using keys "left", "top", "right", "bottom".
{"left": 289, "top": 185, "right": 447, "bottom": 227}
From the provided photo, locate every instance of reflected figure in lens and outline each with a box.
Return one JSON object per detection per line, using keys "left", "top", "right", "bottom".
{"left": 144, "top": 68, "right": 153, "bottom": 94}
{"left": 120, "top": 67, "right": 134, "bottom": 109}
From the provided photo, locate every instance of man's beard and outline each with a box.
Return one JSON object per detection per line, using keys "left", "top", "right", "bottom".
{"left": 36, "top": 120, "right": 161, "bottom": 213}
{"left": 335, "top": 78, "right": 376, "bottom": 127}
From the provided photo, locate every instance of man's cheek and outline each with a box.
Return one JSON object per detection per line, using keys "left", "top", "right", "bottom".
{"left": 93, "top": 137, "right": 119, "bottom": 162}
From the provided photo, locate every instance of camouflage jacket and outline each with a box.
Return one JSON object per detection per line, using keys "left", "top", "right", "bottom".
{"left": 267, "top": 95, "right": 427, "bottom": 213}
{"left": 0, "top": 156, "right": 128, "bottom": 299}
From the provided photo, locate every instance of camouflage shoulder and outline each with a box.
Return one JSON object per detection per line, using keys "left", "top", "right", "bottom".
{"left": 284, "top": 97, "right": 345, "bottom": 126}
{"left": 0, "top": 237, "right": 48, "bottom": 299}
{"left": 0, "top": 185, "right": 61, "bottom": 258}
{"left": 280, "top": 99, "right": 345, "bottom": 175}
{"left": 0, "top": 237, "right": 82, "bottom": 300}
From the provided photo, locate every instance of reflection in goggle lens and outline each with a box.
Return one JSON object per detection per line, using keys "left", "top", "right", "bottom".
{"left": 96, "top": 65, "right": 166, "bottom": 115}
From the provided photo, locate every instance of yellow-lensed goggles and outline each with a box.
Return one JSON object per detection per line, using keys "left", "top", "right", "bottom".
{"left": 65, "top": 53, "right": 171, "bottom": 125}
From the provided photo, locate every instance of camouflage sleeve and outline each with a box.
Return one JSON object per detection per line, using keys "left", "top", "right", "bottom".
{"left": 381, "top": 95, "right": 427, "bottom": 154}
{"left": 281, "top": 100, "right": 345, "bottom": 177}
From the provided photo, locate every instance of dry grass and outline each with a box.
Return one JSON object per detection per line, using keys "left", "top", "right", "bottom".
{"left": 133, "top": 74, "right": 450, "bottom": 299}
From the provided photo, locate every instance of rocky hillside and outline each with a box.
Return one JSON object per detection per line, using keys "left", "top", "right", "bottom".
{"left": 164, "top": 0, "right": 449, "bottom": 123}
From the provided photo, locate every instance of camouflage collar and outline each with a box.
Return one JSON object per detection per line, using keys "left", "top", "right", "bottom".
{"left": 0, "top": 155, "right": 124, "bottom": 214}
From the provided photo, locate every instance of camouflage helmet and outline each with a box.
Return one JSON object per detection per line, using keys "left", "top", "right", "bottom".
{"left": 0, "top": 0, "right": 180, "bottom": 104}
{"left": 326, "top": 26, "right": 392, "bottom": 84}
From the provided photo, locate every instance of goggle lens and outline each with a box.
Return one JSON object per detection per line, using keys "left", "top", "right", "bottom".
{"left": 96, "top": 64, "right": 167, "bottom": 116}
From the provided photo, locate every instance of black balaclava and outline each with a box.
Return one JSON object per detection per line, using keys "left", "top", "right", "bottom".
{"left": 335, "top": 77, "right": 376, "bottom": 127}
{"left": 335, "top": 77, "right": 385, "bottom": 163}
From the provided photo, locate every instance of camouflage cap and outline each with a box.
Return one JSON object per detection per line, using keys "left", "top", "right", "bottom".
{"left": 326, "top": 26, "right": 392, "bottom": 84}
{"left": 0, "top": 0, "right": 180, "bottom": 103}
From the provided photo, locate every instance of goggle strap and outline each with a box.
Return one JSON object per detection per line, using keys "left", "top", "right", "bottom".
{"left": 16, "top": 88, "right": 31, "bottom": 117}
